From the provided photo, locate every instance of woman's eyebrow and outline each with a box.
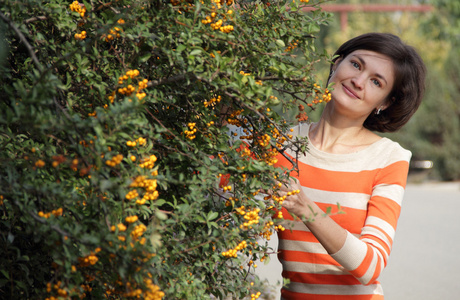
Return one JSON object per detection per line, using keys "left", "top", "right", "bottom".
{"left": 351, "top": 54, "right": 388, "bottom": 85}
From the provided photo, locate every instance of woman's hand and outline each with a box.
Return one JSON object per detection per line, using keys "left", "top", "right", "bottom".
{"left": 277, "top": 177, "right": 348, "bottom": 254}
{"left": 279, "top": 178, "right": 313, "bottom": 220}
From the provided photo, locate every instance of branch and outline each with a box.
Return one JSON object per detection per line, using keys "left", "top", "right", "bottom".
{"left": 0, "top": 11, "right": 43, "bottom": 71}
{"left": 147, "top": 73, "right": 195, "bottom": 88}
{"left": 220, "top": 88, "right": 300, "bottom": 169}
{"left": 255, "top": 75, "right": 307, "bottom": 82}
{"left": 144, "top": 107, "right": 204, "bottom": 163}
{"left": 27, "top": 209, "right": 71, "bottom": 238}
{"left": 180, "top": 240, "right": 213, "bottom": 254}
{"left": 272, "top": 86, "right": 310, "bottom": 102}
{"left": 24, "top": 16, "right": 47, "bottom": 24}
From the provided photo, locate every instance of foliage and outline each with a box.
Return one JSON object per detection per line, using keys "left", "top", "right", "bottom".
{"left": 0, "top": 0, "right": 331, "bottom": 299}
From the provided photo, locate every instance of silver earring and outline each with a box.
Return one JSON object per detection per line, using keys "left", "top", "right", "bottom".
{"left": 375, "top": 108, "right": 381, "bottom": 115}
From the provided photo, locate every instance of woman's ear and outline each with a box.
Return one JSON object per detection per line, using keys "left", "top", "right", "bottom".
{"left": 381, "top": 96, "right": 395, "bottom": 111}
{"left": 328, "top": 57, "right": 343, "bottom": 84}
{"left": 331, "top": 56, "right": 343, "bottom": 73}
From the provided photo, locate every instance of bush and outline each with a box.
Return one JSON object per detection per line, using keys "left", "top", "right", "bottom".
{"left": 0, "top": 0, "right": 330, "bottom": 299}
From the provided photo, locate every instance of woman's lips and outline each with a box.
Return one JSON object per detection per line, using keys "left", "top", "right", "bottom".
{"left": 342, "top": 84, "right": 360, "bottom": 99}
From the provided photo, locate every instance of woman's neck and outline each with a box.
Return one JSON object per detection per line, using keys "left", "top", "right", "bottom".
{"left": 309, "top": 108, "right": 378, "bottom": 154}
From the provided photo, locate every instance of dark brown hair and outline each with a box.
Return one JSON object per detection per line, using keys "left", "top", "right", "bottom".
{"left": 329, "top": 33, "right": 426, "bottom": 132}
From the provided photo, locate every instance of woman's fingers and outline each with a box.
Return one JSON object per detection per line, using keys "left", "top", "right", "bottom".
{"left": 276, "top": 179, "right": 297, "bottom": 192}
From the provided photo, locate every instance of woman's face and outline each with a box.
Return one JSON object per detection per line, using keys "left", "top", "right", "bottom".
{"left": 329, "top": 49, "right": 395, "bottom": 120}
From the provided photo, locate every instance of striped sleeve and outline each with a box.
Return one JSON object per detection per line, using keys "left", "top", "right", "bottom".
{"left": 330, "top": 157, "right": 410, "bottom": 285}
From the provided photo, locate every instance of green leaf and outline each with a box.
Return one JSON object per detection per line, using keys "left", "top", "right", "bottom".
{"left": 189, "top": 49, "right": 202, "bottom": 56}
{"left": 155, "top": 210, "right": 168, "bottom": 220}
{"left": 139, "top": 53, "right": 151, "bottom": 63}
{"left": 0, "top": 269, "right": 10, "bottom": 280}
{"left": 276, "top": 39, "right": 286, "bottom": 47}
{"left": 207, "top": 211, "right": 218, "bottom": 221}
{"left": 176, "top": 44, "right": 186, "bottom": 52}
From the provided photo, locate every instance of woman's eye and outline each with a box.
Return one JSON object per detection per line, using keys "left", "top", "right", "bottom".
{"left": 351, "top": 61, "right": 360, "bottom": 69}
{"left": 372, "top": 79, "right": 381, "bottom": 87}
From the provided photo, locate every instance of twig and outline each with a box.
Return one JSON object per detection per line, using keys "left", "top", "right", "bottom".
{"left": 147, "top": 73, "right": 195, "bottom": 88}
{"left": 27, "top": 209, "right": 71, "bottom": 238}
{"left": 24, "top": 16, "right": 47, "bottom": 24}
{"left": 180, "top": 240, "right": 213, "bottom": 253}
{"left": 272, "top": 86, "right": 310, "bottom": 102}
{"left": 0, "top": 11, "right": 43, "bottom": 71}
{"left": 144, "top": 107, "right": 205, "bottom": 164}
{"left": 255, "top": 75, "right": 308, "bottom": 82}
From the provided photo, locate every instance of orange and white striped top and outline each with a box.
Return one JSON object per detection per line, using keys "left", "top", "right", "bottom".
{"left": 275, "top": 123, "right": 411, "bottom": 300}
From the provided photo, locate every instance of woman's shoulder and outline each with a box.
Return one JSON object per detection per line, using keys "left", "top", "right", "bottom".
{"left": 375, "top": 137, "right": 412, "bottom": 163}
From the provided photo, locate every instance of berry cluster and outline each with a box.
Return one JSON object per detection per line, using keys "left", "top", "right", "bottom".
{"left": 104, "top": 25, "right": 123, "bottom": 42}
{"left": 221, "top": 240, "right": 247, "bottom": 258}
{"left": 117, "top": 69, "right": 149, "bottom": 100}
{"left": 126, "top": 137, "right": 147, "bottom": 147}
{"left": 35, "top": 159, "right": 46, "bottom": 168}
{"left": 201, "top": 0, "right": 235, "bottom": 33}
{"left": 69, "top": 1, "right": 86, "bottom": 17}
{"left": 126, "top": 215, "right": 139, "bottom": 224}
{"left": 237, "top": 206, "right": 261, "bottom": 230}
{"left": 204, "top": 95, "right": 221, "bottom": 108}
{"left": 184, "top": 122, "right": 197, "bottom": 140}
{"left": 129, "top": 175, "right": 159, "bottom": 205}
{"left": 105, "top": 154, "right": 123, "bottom": 167}
{"left": 38, "top": 208, "right": 63, "bottom": 219}
{"left": 78, "top": 250, "right": 100, "bottom": 267}
{"left": 139, "top": 155, "right": 158, "bottom": 169}
{"left": 45, "top": 281, "right": 73, "bottom": 300}
{"left": 285, "top": 40, "right": 299, "bottom": 52}
{"left": 74, "top": 30, "right": 87, "bottom": 40}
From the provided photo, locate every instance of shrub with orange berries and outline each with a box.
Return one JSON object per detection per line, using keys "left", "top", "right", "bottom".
{"left": 0, "top": 0, "right": 331, "bottom": 299}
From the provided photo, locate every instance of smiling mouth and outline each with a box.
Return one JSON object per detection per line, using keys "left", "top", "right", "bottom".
{"left": 342, "top": 84, "right": 360, "bottom": 99}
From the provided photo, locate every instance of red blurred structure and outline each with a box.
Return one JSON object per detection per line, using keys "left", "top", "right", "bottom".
{"left": 304, "top": 4, "right": 434, "bottom": 30}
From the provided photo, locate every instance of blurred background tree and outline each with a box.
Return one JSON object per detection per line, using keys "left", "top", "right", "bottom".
{"left": 300, "top": 0, "right": 460, "bottom": 181}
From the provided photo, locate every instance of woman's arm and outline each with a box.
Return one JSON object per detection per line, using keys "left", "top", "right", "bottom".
{"left": 280, "top": 178, "right": 348, "bottom": 255}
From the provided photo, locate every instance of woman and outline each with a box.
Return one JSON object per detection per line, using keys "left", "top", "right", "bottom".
{"left": 275, "top": 33, "right": 426, "bottom": 299}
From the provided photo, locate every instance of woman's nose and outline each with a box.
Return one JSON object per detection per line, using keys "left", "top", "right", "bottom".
{"left": 351, "top": 74, "right": 365, "bottom": 89}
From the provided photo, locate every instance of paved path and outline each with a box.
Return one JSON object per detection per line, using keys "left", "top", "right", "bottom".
{"left": 380, "top": 182, "right": 460, "bottom": 300}
{"left": 256, "top": 182, "right": 460, "bottom": 300}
